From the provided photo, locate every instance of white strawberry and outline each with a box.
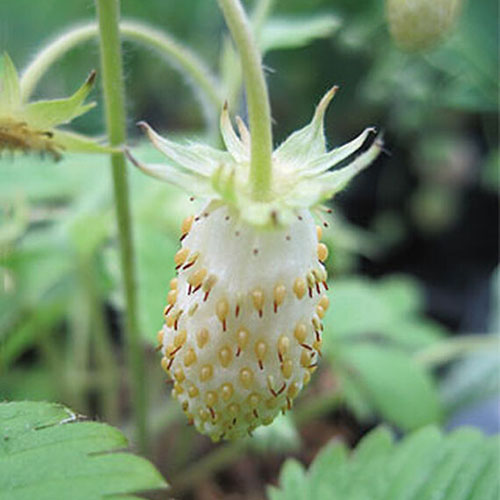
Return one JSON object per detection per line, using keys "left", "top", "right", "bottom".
{"left": 128, "top": 87, "right": 381, "bottom": 441}
{"left": 386, "top": 0, "right": 462, "bottom": 51}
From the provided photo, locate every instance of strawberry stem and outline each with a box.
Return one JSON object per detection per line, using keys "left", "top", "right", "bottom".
{"left": 217, "top": 0, "right": 273, "bottom": 201}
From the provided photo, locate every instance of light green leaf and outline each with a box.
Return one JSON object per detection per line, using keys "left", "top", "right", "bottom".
{"left": 337, "top": 370, "right": 375, "bottom": 420}
{"left": 323, "top": 276, "right": 444, "bottom": 350}
{"left": 0, "top": 146, "right": 108, "bottom": 202}
{"left": 269, "top": 426, "right": 500, "bottom": 500}
{"left": 0, "top": 53, "right": 21, "bottom": 113}
{"left": 338, "top": 344, "right": 442, "bottom": 430}
{"left": 440, "top": 350, "right": 500, "bottom": 416}
{"left": 132, "top": 176, "right": 188, "bottom": 343}
{"left": 51, "top": 129, "right": 115, "bottom": 155}
{"left": 377, "top": 274, "right": 424, "bottom": 315}
{"left": 0, "top": 366, "right": 58, "bottom": 402}
{"left": 250, "top": 414, "right": 301, "bottom": 454}
{"left": 0, "top": 401, "right": 167, "bottom": 500}
{"left": 0, "top": 299, "right": 66, "bottom": 368}
{"left": 269, "top": 459, "right": 307, "bottom": 500}
{"left": 260, "top": 15, "right": 341, "bottom": 53}
{"left": 22, "top": 71, "right": 97, "bottom": 129}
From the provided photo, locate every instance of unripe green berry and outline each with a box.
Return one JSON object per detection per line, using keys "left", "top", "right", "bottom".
{"left": 386, "top": 0, "right": 462, "bottom": 51}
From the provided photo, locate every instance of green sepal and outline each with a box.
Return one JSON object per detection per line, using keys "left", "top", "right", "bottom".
{"left": 52, "top": 129, "right": 117, "bottom": 155}
{"left": 23, "top": 71, "right": 97, "bottom": 129}
{"left": 132, "top": 87, "right": 382, "bottom": 227}
{"left": 260, "top": 14, "right": 341, "bottom": 53}
{"left": 0, "top": 52, "right": 21, "bottom": 113}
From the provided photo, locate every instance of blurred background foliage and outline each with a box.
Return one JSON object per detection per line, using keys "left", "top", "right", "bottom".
{"left": 0, "top": 0, "right": 498, "bottom": 497}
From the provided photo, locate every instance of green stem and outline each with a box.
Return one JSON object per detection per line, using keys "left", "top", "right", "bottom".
{"left": 20, "top": 21, "right": 222, "bottom": 124}
{"left": 251, "top": 0, "right": 275, "bottom": 35}
{"left": 217, "top": 0, "right": 273, "bottom": 200}
{"left": 67, "top": 286, "right": 92, "bottom": 413}
{"left": 80, "top": 255, "right": 120, "bottom": 424}
{"left": 38, "top": 330, "right": 69, "bottom": 404}
{"left": 222, "top": 0, "right": 275, "bottom": 114}
{"left": 95, "top": 0, "right": 147, "bottom": 453}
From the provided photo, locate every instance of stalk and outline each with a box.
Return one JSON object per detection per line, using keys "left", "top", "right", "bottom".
{"left": 217, "top": 0, "right": 273, "bottom": 200}
{"left": 20, "top": 21, "right": 222, "bottom": 124}
{"left": 95, "top": 0, "right": 147, "bottom": 453}
{"left": 80, "top": 255, "right": 120, "bottom": 424}
{"left": 251, "top": 0, "right": 275, "bottom": 35}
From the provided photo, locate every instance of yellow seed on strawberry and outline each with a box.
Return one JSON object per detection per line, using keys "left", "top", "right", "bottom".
{"left": 317, "top": 243, "right": 328, "bottom": 262}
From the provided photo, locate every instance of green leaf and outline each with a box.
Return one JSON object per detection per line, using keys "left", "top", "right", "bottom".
{"left": 338, "top": 344, "right": 442, "bottom": 430}
{"left": 377, "top": 275, "right": 423, "bottom": 315}
{"left": 0, "top": 366, "right": 58, "bottom": 402}
{"left": 0, "top": 401, "right": 167, "bottom": 500}
{"left": 440, "top": 350, "right": 500, "bottom": 416}
{"left": 51, "top": 129, "right": 116, "bottom": 155}
{"left": 0, "top": 53, "right": 21, "bottom": 113}
{"left": 0, "top": 299, "right": 66, "bottom": 368}
{"left": 133, "top": 178, "right": 188, "bottom": 343}
{"left": 269, "top": 459, "right": 307, "bottom": 500}
{"left": 22, "top": 71, "right": 97, "bottom": 129}
{"left": 270, "top": 426, "right": 500, "bottom": 500}
{"left": 250, "top": 414, "right": 301, "bottom": 454}
{"left": 260, "top": 15, "right": 341, "bottom": 53}
{"left": 323, "top": 276, "right": 444, "bottom": 350}
{"left": 0, "top": 148, "right": 108, "bottom": 202}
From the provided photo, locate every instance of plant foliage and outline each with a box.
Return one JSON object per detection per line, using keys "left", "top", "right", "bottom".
{"left": 322, "top": 276, "right": 445, "bottom": 430}
{"left": 269, "top": 425, "right": 500, "bottom": 500}
{"left": 0, "top": 401, "right": 167, "bottom": 500}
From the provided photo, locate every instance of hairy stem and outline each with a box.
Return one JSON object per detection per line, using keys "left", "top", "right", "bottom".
{"left": 251, "top": 0, "right": 275, "bottom": 35}
{"left": 217, "top": 0, "right": 273, "bottom": 200}
{"left": 222, "top": 0, "right": 275, "bottom": 115}
{"left": 20, "top": 21, "right": 222, "bottom": 125}
{"left": 95, "top": 0, "right": 147, "bottom": 453}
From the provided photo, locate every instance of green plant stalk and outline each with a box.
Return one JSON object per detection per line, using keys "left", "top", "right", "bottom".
{"left": 19, "top": 21, "right": 222, "bottom": 125}
{"left": 38, "top": 330, "right": 70, "bottom": 404}
{"left": 67, "top": 288, "right": 92, "bottom": 413}
{"left": 251, "top": 0, "right": 275, "bottom": 36}
{"left": 80, "top": 255, "right": 120, "bottom": 424}
{"left": 222, "top": 0, "right": 274, "bottom": 114}
{"left": 217, "top": 0, "right": 273, "bottom": 200}
{"left": 95, "top": 0, "right": 147, "bottom": 453}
